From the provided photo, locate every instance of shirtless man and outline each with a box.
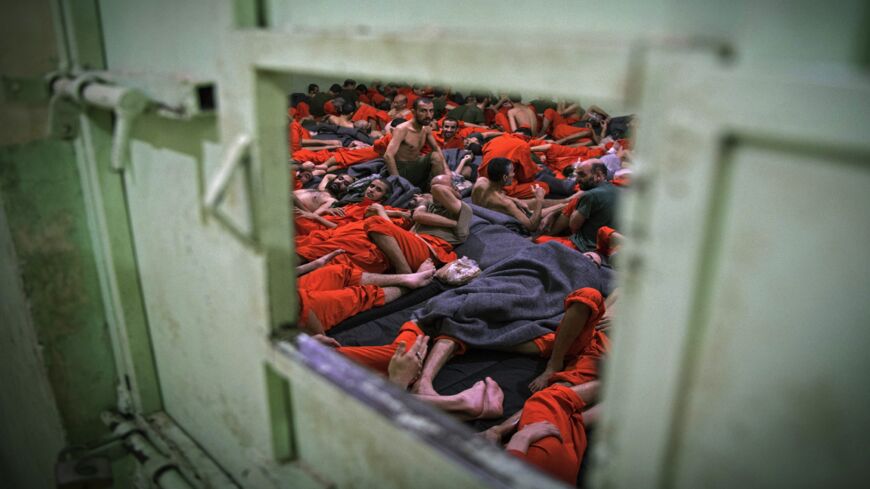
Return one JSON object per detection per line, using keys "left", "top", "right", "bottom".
{"left": 293, "top": 173, "right": 355, "bottom": 215}
{"left": 507, "top": 94, "right": 539, "bottom": 136}
{"left": 327, "top": 101, "right": 357, "bottom": 128}
{"left": 388, "top": 93, "right": 412, "bottom": 120}
{"left": 383, "top": 98, "right": 450, "bottom": 189}
{"left": 472, "top": 157, "right": 565, "bottom": 233}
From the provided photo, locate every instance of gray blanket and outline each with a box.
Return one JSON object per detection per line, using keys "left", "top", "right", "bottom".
{"left": 412, "top": 241, "right": 610, "bottom": 349}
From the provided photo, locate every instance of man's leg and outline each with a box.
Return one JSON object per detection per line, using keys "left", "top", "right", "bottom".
{"left": 528, "top": 294, "right": 595, "bottom": 392}
{"left": 510, "top": 384, "right": 589, "bottom": 485}
{"left": 363, "top": 216, "right": 432, "bottom": 274}
{"left": 412, "top": 337, "right": 462, "bottom": 395}
{"left": 369, "top": 232, "right": 413, "bottom": 274}
{"left": 416, "top": 377, "right": 504, "bottom": 419}
{"left": 338, "top": 321, "right": 423, "bottom": 373}
{"left": 360, "top": 259, "right": 435, "bottom": 288}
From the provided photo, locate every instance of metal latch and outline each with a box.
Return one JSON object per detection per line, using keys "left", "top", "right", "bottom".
{"left": 48, "top": 73, "right": 149, "bottom": 172}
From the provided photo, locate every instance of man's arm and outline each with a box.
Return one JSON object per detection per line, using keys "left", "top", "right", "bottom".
{"left": 569, "top": 208, "right": 587, "bottom": 234}
{"left": 312, "top": 197, "right": 337, "bottom": 216}
{"left": 295, "top": 208, "right": 337, "bottom": 229}
{"left": 481, "top": 409, "right": 523, "bottom": 444}
{"left": 413, "top": 210, "right": 457, "bottom": 228}
{"left": 425, "top": 129, "right": 451, "bottom": 177}
{"left": 383, "top": 126, "right": 406, "bottom": 176}
{"left": 295, "top": 249, "right": 345, "bottom": 276}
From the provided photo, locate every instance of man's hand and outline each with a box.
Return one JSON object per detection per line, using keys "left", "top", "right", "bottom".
{"left": 480, "top": 426, "right": 505, "bottom": 445}
{"left": 312, "top": 249, "right": 346, "bottom": 268}
{"left": 532, "top": 184, "right": 546, "bottom": 202}
{"left": 323, "top": 207, "right": 346, "bottom": 217}
{"left": 583, "top": 251, "right": 602, "bottom": 267}
{"left": 295, "top": 208, "right": 317, "bottom": 220}
{"left": 310, "top": 334, "right": 341, "bottom": 349}
{"left": 505, "top": 421, "right": 562, "bottom": 454}
{"left": 366, "top": 203, "right": 389, "bottom": 219}
{"left": 387, "top": 334, "right": 429, "bottom": 389}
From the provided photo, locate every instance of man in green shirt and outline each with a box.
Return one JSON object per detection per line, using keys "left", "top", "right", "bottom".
{"left": 569, "top": 161, "right": 620, "bottom": 252}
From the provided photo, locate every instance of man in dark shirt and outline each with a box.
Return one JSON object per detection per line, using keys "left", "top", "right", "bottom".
{"left": 447, "top": 93, "right": 488, "bottom": 126}
{"left": 569, "top": 161, "right": 619, "bottom": 252}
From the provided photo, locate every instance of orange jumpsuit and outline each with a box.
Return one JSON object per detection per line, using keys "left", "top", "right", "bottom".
{"left": 289, "top": 120, "right": 312, "bottom": 153}
{"left": 541, "top": 144, "right": 606, "bottom": 174}
{"left": 296, "top": 216, "right": 453, "bottom": 273}
{"left": 352, "top": 103, "right": 392, "bottom": 128}
{"left": 297, "top": 264, "right": 385, "bottom": 332}
{"left": 294, "top": 200, "right": 409, "bottom": 237}
{"left": 508, "top": 288, "right": 609, "bottom": 484}
{"left": 493, "top": 108, "right": 511, "bottom": 132}
{"left": 294, "top": 102, "right": 311, "bottom": 121}
{"left": 337, "top": 321, "right": 424, "bottom": 373}
{"left": 508, "top": 385, "right": 589, "bottom": 484}
{"left": 480, "top": 134, "right": 550, "bottom": 199}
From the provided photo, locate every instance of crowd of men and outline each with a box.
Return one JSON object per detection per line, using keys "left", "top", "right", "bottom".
{"left": 289, "top": 79, "right": 633, "bottom": 484}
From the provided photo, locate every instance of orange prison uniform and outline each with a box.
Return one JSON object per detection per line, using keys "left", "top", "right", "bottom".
{"left": 508, "top": 384, "right": 590, "bottom": 484}
{"left": 338, "top": 321, "right": 424, "bottom": 373}
{"left": 294, "top": 102, "right": 311, "bottom": 121}
{"left": 363, "top": 216, "right": 457, "bottom": 267}
{"left": 294, "top": 200, "right": 408, "bottom": 237}
{"left": 543, "top": 144, "right": 607, "bottom": 174}
{"left": 480, "top": 134, "right": 550, "bottom": 199}
{"left": 289, "top": 120, "right": 312, "bottom": 153}
{"left": 595, "top": 226, "right": 618, "bottom": 257}
{"left": 493, "top": 109, "right": 511, "bottom": 132}
{"left": 352, "top": 103, "right": 392, "bottom": 127}
{"left": 323, "top": 100, "right": 336, "bottom": 115}
{"left": 297, "top": 264, "right": 384, "bottom": 332}
{"left": 553, "top": 123, "right": 590, "bottom": 140}
{"left": 297, "top": 216, "right": 449, "bottom": 273}
{"left": 536, "top": 288, "right": 610, "bottom": 386}
{"left": 292, "top": 147, "right": 379, "bottom": 168}
{"left": 507, "top": 288, "right": 609, "bottom": 482}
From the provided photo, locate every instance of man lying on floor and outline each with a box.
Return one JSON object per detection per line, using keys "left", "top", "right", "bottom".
{"left": 296, "top": 174, "right": 471, "bottom": 274}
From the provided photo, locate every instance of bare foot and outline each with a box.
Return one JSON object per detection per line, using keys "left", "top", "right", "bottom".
{"left": 528, "top": 367, "right": 557, "bottom": 393}
{"left": 417, "top": 258, "right": 435, "bottom": 274}
{"left": 479, "top": 377, "right": 504, "bottom": 419}
{"left": 399, "top": 267, "right": 436, "bottom": 289}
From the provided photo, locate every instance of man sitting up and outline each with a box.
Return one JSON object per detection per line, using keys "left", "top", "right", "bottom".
{"left": 472, "top": 157, "right": 565, "bottom": 233}
{"left": 384, "top": 98, "right": 451, "bottom": 189}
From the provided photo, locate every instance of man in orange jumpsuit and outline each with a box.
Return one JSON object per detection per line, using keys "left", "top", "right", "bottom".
{"left": 296, "top": 252, "right": 436, "bottom": 335}
{"left": 478, "top": 134, "right": 550, "bottom": 199}
{"left": 479, "top": 287, "right": 610, "bottom": 484}
{"left": 296, "top": 175, "right": 471, "bottom": 274}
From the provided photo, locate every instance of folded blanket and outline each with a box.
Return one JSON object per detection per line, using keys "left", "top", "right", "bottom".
{"left": 412, "top": 242, "right": 609, "bottom": 349}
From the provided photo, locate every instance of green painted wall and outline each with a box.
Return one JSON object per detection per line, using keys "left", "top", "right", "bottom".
{"left": 0, "top": 140, "right": 119, "bottom": 445}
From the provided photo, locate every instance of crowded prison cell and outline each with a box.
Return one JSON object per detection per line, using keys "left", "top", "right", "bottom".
{"left": 289, "top": 80, "right": 633, "bottom": 485}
